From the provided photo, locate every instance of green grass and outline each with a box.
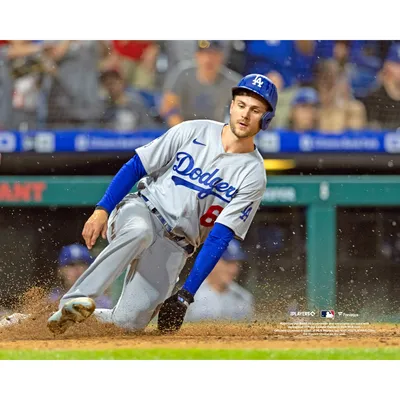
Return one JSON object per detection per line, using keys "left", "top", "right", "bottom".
{"left": 1, "top": 348, "right": 399, "bottom": 360}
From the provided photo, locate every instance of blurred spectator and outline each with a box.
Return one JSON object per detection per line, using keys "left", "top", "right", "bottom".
{"left": 244, "top": 41, "right": 292, "bottom": 88}
{"left": 267, "top": 70, "right": 299, "bottom": 129}
{"left": 288, "top": 88, "right": 319, "bottom": 133}
{"left": 334, "top": 41, "right": 382, "bottom": 100}
{"left": 316, "top": 40, "right": 383, "bottom": 99}
{"left": 0, "top": 41, "right": 46, "bottom": 130}
{"left": 332, "top": 41, "right": 370, "bottom": 99}
{"left": 244, "top": 41, "right": 317, "bottom": 89}
{"left": 185, "top": 239, "right": 254, "bottom": 322}
{"left": 334, "top": 41, "right": 351, "bottom": 66}
{"left": 266, "top": 70, "right": 285, "bottom": 93}
{"left": 362, "top": 43, "right": 400, "bottom": 131}
{"left": 378, "top": 41, "right": 400, "bottom": 63}
{"left": 293, "top": 40, "right": 318, "bottom": 85}
{"left": 163, "top": 40, "right": 232, "bottom": 70}
{"left": 0, "top": 41, "right": 12, "bottom": 129}
{"left": 99, "top": 69, "right": 159, "bottom": 132}
{"left": 160, "top": 40, "right": 241, "bottom": 127}
{"left": 9, "top": 40, "right": 54, "bottom": 131}
{"left": 100, "top": 41, "right": 159, "bottom": 91}
{"left": 349, "top": 41, "right": 383, "bottom": 99}
{"left": 1, "top": 40, "right": 397, "bottom": 133}
{"left": 333, "top": 41, "right": 353, "bottom": 84}
{"left": 315, "top": 59, "right": 366, "bottom": 133}
{"left": 51, "top": 244, "right": 112, "bottom": 309}
{"left": 247, "top": 42, "right": 317, "bottom": 129}
{"left": 225, "top": 41, "right": 247, "bottom": 75}
{"left": 44, "top": 40, "right": 103, "bottom": 129}
{"left": 269, "top": 41, "right": 379, "bottom": 129}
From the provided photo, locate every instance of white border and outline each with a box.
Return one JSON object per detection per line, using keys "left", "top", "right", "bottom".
{"left": 1, "top": 2, "right": 398, "bottom": 400}
{"left": 0, "top": 0, "right": 398, "bottom": 39}
{"left": 1, "top": 361, "right": 399, "bottom": 400}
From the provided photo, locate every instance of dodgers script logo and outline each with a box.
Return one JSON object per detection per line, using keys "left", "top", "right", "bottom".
{"left": 172, "top": 152, "right": 238, "bottom": 203}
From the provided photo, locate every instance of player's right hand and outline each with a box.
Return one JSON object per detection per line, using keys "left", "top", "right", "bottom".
{"left": 157, "top": 289, "right": 194, "bottom": 333}
{"left": 82, "top": 209, "right": 109, "bottom": 250}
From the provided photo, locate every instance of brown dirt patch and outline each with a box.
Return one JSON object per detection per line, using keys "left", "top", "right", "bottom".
{"left": 1, "top": 314, "right": 399, "bottom": 352}
{"left": 0, "top": 288, "right": 399, "bottom": 351}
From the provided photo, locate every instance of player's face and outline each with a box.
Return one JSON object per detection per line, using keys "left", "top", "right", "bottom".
{"left": 292, "top": 104, "right": 317, "bottom": 132}
{"left": 211, "top": 259, "right": 240, "bottom": 286}
{"left": 229, "top": 95, "right": 268, "bottom": 138}
{"left": 59, "top": 264, "right": 87, "bottom": 290}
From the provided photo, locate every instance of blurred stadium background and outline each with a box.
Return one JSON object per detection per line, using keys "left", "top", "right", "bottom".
{"left": 0, "top": 39, "right": 400, "bottom": 321}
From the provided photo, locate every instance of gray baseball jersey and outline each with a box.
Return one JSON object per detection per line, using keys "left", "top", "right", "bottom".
{"left": 136, "top": 119, "right": 267, "bottom": 248}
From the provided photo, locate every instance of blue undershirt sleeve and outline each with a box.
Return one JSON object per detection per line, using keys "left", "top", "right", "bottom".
{"left": 96, "top": 154, "right": 147, "bottom": 214}
{"left": 182, "top": 223, "right": 235, "bottom": 295}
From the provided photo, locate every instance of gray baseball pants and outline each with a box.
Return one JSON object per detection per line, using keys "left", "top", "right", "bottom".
{"left": 59, "top": 194, "right": 190, "bottom": 330}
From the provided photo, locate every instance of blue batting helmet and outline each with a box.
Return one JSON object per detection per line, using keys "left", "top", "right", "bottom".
{"left": 232, "top": 74, "right": 278, "bottom": 130}
{"left": 58, "top": 244, "right": 93, "bottom": 268}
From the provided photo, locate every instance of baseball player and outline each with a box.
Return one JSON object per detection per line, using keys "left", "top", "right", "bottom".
{"left": 45, "top": 73, "right": 278, "bottom": 334}
{"left": 50, "top": 244, "right": 112, "bottom": 309}
{"left": 184, "top": 239, "right": 254, "bottom": 322}
{"left": 0, "top": 244, "right": 110, "bottom": 328}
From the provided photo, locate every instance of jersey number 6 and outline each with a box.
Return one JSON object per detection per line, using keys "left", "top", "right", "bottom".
{"left": 199, "top": 205, "right": 224, "bottom": 227}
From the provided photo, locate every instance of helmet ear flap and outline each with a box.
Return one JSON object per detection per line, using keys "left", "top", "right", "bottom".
{"left": 260, "top": 111, "right": 275, "bottom": 131}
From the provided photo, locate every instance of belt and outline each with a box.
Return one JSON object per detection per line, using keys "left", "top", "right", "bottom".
{"left": 138, "top": 193, "right": 195, "bottom": 255}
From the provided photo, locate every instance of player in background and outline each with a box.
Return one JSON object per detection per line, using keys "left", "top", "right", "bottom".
{"left": 184, "top": 239, "right": 254, "bottom": 322}
{"left": 50, "top": 244, "right": 112, "bottom": 309}
{"left": 0, "top": 244, "right": 113, "bottom": 328}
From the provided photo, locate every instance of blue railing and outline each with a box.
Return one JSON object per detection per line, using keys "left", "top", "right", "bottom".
{"left": 1, "top": 129, "right": 399, "bottom": 154}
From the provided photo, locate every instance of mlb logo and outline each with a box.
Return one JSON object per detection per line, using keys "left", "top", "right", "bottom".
{"left": 321, "top": 310, "right": 335, "bottom": 319}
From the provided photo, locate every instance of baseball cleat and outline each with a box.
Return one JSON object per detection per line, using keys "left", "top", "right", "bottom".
{"left": 47, "top": 297, "right": 95, "bottom": 335}
{"left": 0, "top": 313, "right": 30, "bottom": 328}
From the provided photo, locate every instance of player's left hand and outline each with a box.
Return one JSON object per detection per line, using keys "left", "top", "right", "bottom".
{"left": 157, "top": 289, "right": 194, "bottom": 333}
{"left": 82, "top": 209, "right": 109, "bottom": 250}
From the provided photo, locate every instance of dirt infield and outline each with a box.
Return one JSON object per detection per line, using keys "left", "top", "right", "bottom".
{"left": 0, "top": 313, "right": 399, "bottom": 351}
{"left": 0, "top": 288, "right": 398, "bottom": 351}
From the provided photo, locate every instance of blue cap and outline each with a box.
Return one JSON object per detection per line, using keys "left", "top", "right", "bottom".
{"left": 58, "top": 244, "right": 93, "bottom": 267}
{"left": 221, "top": 239, "right": 247, "bottom": 262}
{"left": 197, "top": 40, "right": 224, "bottom": 51}
{"left": 291, "top": 87, "right": 319, "bottom": 106}
{"left": 386, "top": 43, "right": 400, "bottom": 63}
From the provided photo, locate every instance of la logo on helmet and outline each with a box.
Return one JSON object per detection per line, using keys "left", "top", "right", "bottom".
{"left": 252, "top": 76, "right": 264, "bottom": 88}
